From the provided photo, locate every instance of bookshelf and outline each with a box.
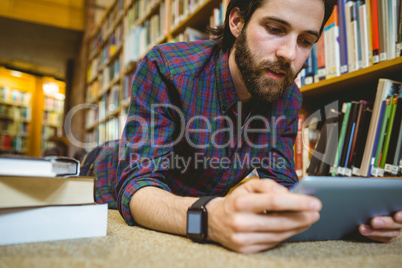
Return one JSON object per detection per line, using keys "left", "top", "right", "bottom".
{"left": 0, "top": 67, "right": 67, "bottom": 157}
{"left": 0, "top": 67, "right": 33, "bottom": 155}
{"left": 41, "top": 78, "right": 66, "bottom": 153}
{"left": 85, "top": 0, "right": 225, "bottom": 148}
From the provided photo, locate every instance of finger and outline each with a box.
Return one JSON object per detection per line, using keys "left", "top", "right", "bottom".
{"left": 359, "top": 224, "right": 401, "bottom": 239}
{"left": 394, "top": 211, "right": 402, "bottom": 224}
{"left": 230, "top": 211, "right": 319, "bottom": 232}
{"left": 231, "top": 225, "right": 312, "bottom": 249}
{"left": 231, "top": 243, "right": 277, "bottom": 254}
{"left": 370, "top": 216, "right": 402, "bottom": 230}
{"left": 233, "top": 192, "right": 322, "bottom": 213}
{"left": 240, "top": 179, "right": 288, "bottom": 194}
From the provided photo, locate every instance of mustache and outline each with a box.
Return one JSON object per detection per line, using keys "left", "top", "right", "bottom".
{"left": 256, "top": 60, "right": 292, "bottom": 74}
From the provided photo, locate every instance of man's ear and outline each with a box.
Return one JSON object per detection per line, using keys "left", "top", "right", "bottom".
{"left": 228, "top": 7, "right": 244, "bottom": 38}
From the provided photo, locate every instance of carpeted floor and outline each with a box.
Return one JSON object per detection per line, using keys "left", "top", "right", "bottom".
{"left": 0, "top": 210, "right": 401, "bottom": 268}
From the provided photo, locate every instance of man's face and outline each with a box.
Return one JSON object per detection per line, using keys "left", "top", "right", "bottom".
{"left": 233, "top": 0, "right": 324, "bottom": 103}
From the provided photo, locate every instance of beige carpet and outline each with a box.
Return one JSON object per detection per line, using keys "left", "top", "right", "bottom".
{"left": 0, "top": 210, "right": 401, "bottom": 268}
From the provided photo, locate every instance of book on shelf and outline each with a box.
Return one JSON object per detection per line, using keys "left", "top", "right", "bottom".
{"left": 338, "top": 0, "right": 350, "bottom": 74}
{"left": 304, "top": 78, "right": 402, "bottom": 178}
{"left": 0, "top": 203, "right": 108, "bottom": 246}
{"left": 0, "top": 156, "right": 80, "bottom": 177}
{"left": 359, "top": 79, "right": 402, "bottom": 176}
{"left": 324, "top": 4, "right": 341, "bottom": 78}
{"left": 307, "top": 109, "right": 342, "bottom": 176}
{"left": 0, "top": 175, "right": 96, "bottom": 208}
{"left": 295, "top": 114, "right": 304, "bottom": 177}
{"left": 349, "top": 101, "right": 372, "bottom": 175}
{"left": 385, "top": 88, "right": 402, "bottom": 174}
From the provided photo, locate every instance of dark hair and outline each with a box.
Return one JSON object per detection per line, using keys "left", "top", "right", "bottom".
{"left": 209, "top": 0, "right": 337, "bottom": 51}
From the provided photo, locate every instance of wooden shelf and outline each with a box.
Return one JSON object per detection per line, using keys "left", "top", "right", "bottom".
{"left": 136, "top": 0, "right": 162, "bottom": 27}
{"left": 0, "top": 100, "right": 29, "bottom": 107}
{"left": 301, "top": 57, "right": 402, "bottom": 96}
{"left": 170, "top": 0, "right": 220, "bottom": 38}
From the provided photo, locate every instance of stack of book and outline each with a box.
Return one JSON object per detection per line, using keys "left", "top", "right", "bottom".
{"left": 302, "top": 78, "right": 402, "bottom": 178}
{"left": 0, "top": 156, "right": 108, "bottom": 246}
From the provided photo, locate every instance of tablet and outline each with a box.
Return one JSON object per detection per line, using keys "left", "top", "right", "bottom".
{"left": 285, "top": 176, "right": 402, "bottom": 242}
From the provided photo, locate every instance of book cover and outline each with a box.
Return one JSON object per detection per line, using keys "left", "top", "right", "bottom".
{"left": 372, "top": 95, "right": 393, "bottom": 176}
{"left": 0, "top": 175, "right": 95, "bottom": 208}
{"left": 332, "top": 102, "right": 352, "bottom": 176}
{"left": 351, "top": 106, "right": 373, "bottom": 175}
{"left": 360, "top": 1, "right": 370, "bottom": 68}
{"left": 385, "top": 89, "right": 402, "bottom": 174}
{"left": 379, "top": 93, "right": 399, "bottom": 175}
{"left": 324, "top": 5, "right": 341, "bottom": 78}
{"left": 345, "top": 0, "right": 357, "bottom": 72}
{"left": 353, "top": 0, "right": 364, "bottom": 70}
{"left": 397, "top": 0, "right": 402, "bottom": 56}
{"left": 316, "top": 109, "right": 343, "bottom": 176}
{"left": 347, "top": 101, "right": 369, "bottom": 169}
{"left": 0, "top": 156, "right": 80, "bottom": 177}
{"left": 338, "top": 0, "right": 350, "bottom": 73}
{"left": 0, "top": 204, "right": 107, "bottom": 246}
{"left": 360, "top": 79, "right": 400, "bottom": 176}
{"left": 378, "top": 0, "right": 388, "bottom": 61}
{"left": 296, "top": 114, "right": 304, "bottom": 177}
{"left": 316, "top": 34, "right": 326, "bottom": 81}
{"left": 338, "top": 101, "right": 360, "bottom": 176}
{"left": 371, "top": 0, "right": 381, "bottom": 63}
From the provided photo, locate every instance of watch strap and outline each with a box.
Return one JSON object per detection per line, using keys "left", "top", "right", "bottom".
{"left": 190, "top": 196, "right": 217, "bottom": 210}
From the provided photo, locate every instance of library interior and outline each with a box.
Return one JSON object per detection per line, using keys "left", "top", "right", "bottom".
{"left": 0, "top": 0, "right": 402, "bottom": 266}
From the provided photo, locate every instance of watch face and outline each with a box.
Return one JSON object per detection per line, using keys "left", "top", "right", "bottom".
{"left": 187, "top": 210, "right": 202, "bottom": 234}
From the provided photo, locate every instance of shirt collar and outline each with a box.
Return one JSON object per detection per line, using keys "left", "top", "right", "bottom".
{"left": 215, "top": 48, "right": 240, "bottom": 114}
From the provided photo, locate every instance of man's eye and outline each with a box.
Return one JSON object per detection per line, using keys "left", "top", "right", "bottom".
{"left": 266, "top": 26, "right": 282, "bottom": 34}
{"left": 299, "top": 39, "right": 313, "bottom": 47}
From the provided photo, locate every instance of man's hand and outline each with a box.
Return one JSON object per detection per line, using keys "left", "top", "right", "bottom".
{"left": 206, "top": 179, "right": 321, "bottom": 254}
{"left": 359, "top": 212, "right": 402, "bottom": 243}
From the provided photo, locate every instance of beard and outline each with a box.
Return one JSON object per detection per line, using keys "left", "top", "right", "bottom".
{"left": 234, "top": 29, "right": 296, "bottom": 104}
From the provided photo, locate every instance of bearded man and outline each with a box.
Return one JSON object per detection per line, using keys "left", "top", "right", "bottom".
{"left": 98, "top": 0, "right": 402, "bottom": 253}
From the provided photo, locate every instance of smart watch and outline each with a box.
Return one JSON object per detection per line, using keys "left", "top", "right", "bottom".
{"left": 186, "top": 196, "right": 217, "bottom": 243}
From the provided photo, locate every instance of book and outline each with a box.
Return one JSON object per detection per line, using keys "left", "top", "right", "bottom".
{"left": 338, "top": 0, "right": 350, "bottom": 73}
{"left": 379, "top": 93, "right": 399, "bottom": 175}
{"left": 332, "top": 102, "right": 352, "bottom": 175}
{"left": 353, "top": 0, "right": 363, "bottom": 70}
{"left": 371, "top": 0, "right": 381, "bottom": 63}
{"left": 351, "top": 105, "right": 372, "bottom": 175}
{"left": 385, "top": 89, "right": 402, "bottom": 174}
{"left": 338, "top": 101, "right": 360, "bottom": 176}
{"left": 0, "top": 156, "right": 80, "bottom": 177}
{"left": 316, "top": 34, "right": 326, "bottom": 80}
{"left": 378, "top": 0, "right": 388, "bottom": 61}
{"left": 296, "top": 114, "right": 304, "bottom": 177}
{"left": 345, "top": 0, "right": 357, "bottom": 72}
{"left": 0, "top": 175, "right": 96, "bottom": 208}
{"left": 397, "top": 0, "right": 402, "bottom": 56}
{"left": 324, "top": 5, "right": 341, "bottom": 78}
{"left": 346, "top": 101, "right": 369, "bottom": 171}
{"left": 360, "top": 79, "right": 402, "bottom": 176}
{"left": 359, "top": 0, "right": 372, "bottom": 68}
{"left": 317, "top": 109, "right": 343, "bottom": 176}
{"left": 371, "top": 95, "right": 392, "bottom": 176}
{"left": 0, "top": 203, "right": 108, "bottom": 246}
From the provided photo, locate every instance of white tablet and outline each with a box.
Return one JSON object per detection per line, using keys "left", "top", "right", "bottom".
{"left": 285, "top": 176, "right": 402, "bottom": 242}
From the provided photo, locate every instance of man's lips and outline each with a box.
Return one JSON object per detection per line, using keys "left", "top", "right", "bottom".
{"left": 266, "top": 68, "right": 287, "bottom": 80}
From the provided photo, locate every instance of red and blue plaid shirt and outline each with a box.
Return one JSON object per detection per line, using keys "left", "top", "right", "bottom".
{"left": 95, "top": 40, "right": 302, "bottom": 225}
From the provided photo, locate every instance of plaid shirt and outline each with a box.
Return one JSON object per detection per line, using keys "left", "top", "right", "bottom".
{"left": 98, "top": 40, "right": 302, "bottom": 225}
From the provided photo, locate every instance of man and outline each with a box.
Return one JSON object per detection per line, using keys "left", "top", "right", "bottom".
{"left": 111, "top": 0, "right": 402, "bottom": 253}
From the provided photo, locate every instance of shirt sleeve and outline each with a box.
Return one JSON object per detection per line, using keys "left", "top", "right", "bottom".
{"left": 257, "top": 84, "right": 302, "bottom": 189}
{"left": 116, "top": 47, "right": 180, "bottom": 225}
